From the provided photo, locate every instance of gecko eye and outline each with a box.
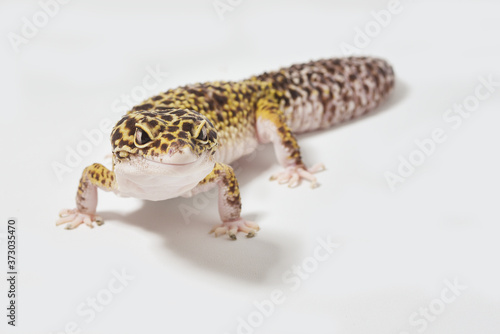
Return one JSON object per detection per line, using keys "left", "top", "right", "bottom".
{"left": 192, "top": 121, "right": 208, "bottom": 143}
{"left": 134, "top": 127, "right": 152, "bottom": 147}
{"left": 196, "top": 127, "right": 207, "bottom": 141}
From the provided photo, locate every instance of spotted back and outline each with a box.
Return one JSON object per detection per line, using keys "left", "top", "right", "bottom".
{"left": 255, "top": 57, "right": 395, "bottom": 133}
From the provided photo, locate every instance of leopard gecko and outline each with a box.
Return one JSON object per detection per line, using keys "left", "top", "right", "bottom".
{"left": 57, "top": 56, "right": 395, "bottom": 239}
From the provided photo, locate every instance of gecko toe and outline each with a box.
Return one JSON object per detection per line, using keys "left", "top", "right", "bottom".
{"left": 56, "top": 214, "right": 76, "bottom": 226}
{"left": 271, "top": 164, "right": 324, "bottom": 188}
{"left": 228, "top": 227, "right": 238, "bottom": 240}
{"left": 95, "top": 216, "right": 104, "bottom": 226}
{"left": 288, "top": 174, "right": 300, "bottom": 188}
{"left": 213, "top": 226, "right": 227, "bottom": 237}
{"left": 309, "top": 163, "right": 326, "bottom": 173}
{"left": 84, "top": 217, "right": 94, "bottom": 228}
{"left": 210, "top": 219, "right": 260, "bottom": 240}
{"left": 57, "top": 209, "right": 102, "bottom": 230}
{"left": 59, "top": 208, "right": 76, "bottom": 218}
{"left": 244, "top": 221, "right": 260, "bottom": 231}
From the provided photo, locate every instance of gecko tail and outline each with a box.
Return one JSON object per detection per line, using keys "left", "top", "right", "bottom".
{"left": 255, "top": 56, "right": 395, "bottom": 133}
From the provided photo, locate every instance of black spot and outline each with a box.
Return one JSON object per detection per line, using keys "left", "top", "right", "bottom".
{"left": 187, "top": 89, "right": 205, "bottom": 97}
{"left": 206, "top": 118, "right": 215, "bottom": 128}
{"left": 349, "top": 74, "right": 357, "bottom": 81}
{"left": 161, "top": 143, "right": 168, "bottom": 151}
{"left": 111, "top": 130, "right": 122, "bottom": 145}
{"left": 282, "top": 96, "right": 290, "bottom": 107}
{"left": 178, "top": 131, "right": 188, "bottom": 139}
{"left": 151, "top": 96, "right": 162, "bottom": 101}
{"left": 289, "top": 89, "right": 300, "bottom": 99}
{"left": 172, "top": 110, "right": 187, "bottom": 116}
{"left": 133, "top": 103, "right": 153, "bottom": 111}
{"left": 207, "top": 100, "right": 215, "bottom": 110}
{"left": 115, "top": 117, "right": 127, "bottom": 127}
{"left": 208, "top": 130, "right": 217, "bottom": 140}
{"left": 124, "top": 118, "right": 135, "bottom": 133}
{"left": 161, "top": 114, "right": 173, "bottom": 122}
{"left": 216, "top": 113, "right": 224, "bottom": 122}
{"left": 213, "top": 94, "right": 228, "bottom": 105}
{"left": 167, "top": 126, "right": 178, "bottom": 132}
{"left": 182, "top": 123, "right": 193, "bottom": 132}
{"left": 212, "top": 85, "right": 225, "bottom": 92}
{"left": 148, "top": 120, "right": 158, "bottom": 127}
{"left": 165, "top": 133, "right": 175, "bottom": 141}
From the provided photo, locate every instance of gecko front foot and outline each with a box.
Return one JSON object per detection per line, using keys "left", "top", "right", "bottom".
{"left": 210, "top": 219, "right": 260, "bottom": 240}
{"left": 56, "top": 209, "right": 104, "bottom": 230}
{"left": 270, "top": 163, "right": 325, "bottom": 188}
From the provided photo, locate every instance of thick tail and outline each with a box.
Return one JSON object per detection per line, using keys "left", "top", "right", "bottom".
{"left": 255, "top": 56, "right": 395, "bottom": 133}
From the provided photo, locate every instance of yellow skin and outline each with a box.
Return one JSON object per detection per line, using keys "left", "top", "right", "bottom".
{"left": 57, "top": 57, "right": 395, "bottom": 239}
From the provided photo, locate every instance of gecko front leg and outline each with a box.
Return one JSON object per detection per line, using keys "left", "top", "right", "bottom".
{"left": 193, "top": 162, "right": 259, "bottom": 240}
{"left": 57, "top": 163, "right": 116, "bottom": 229}
{"left": 255, "top": 98, "right": 325, "bottom": 188}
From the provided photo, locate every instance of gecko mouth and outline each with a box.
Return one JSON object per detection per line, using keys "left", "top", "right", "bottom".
{"left": 113, "top": 148, "right": 200, "bottom": 166}
{"left": 143, "top": 156, "right": 197, "bottom": 166}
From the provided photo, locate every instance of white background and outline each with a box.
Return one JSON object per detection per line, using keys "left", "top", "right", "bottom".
{"left": 1, "top": 0, "right": 499, "bottom": 333}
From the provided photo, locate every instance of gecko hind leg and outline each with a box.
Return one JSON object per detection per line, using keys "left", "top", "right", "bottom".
{"left": 256, "top": 98, "right": 325, "bottom": 188}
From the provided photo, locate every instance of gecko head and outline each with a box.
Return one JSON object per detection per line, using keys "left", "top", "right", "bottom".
{"left": 110, "top": 108, "right": 218, "bottom": 175}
